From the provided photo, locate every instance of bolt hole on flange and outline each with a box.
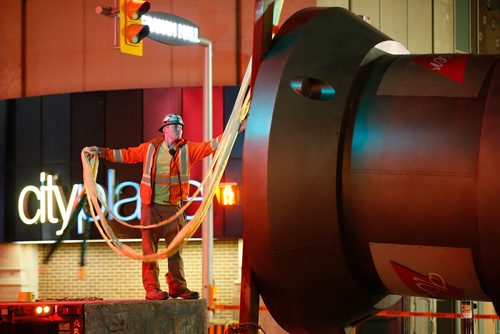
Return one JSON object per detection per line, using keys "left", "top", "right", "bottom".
{"left": 290, "top": 76, "right": 336, "bottom": 100}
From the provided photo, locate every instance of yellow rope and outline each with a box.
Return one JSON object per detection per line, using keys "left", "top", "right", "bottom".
{"left": 80, "top": 63, "right": 252, "bottom": 262}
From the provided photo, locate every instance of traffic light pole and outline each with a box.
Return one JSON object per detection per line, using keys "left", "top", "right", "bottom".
{"left": 199, "top": 37, "right": 214, "bottom": 321}
{"left": 108, "top": 2, "right": 213, "bottom": 310}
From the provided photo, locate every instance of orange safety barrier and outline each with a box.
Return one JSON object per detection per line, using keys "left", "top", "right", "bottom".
{"left": 209, "top": 323, "right": 230, "bottom": 334}
{"left": 475, "top": 314, "right": 500, "bottom": 320}
{"left": 377, "top": 310, "right": 500, "bottom": 320}
{"left": 211, "top": 305, "right": 500, "bottom": 320}
{"left": 214, "top": 304, "right": 268, "bottom": 311}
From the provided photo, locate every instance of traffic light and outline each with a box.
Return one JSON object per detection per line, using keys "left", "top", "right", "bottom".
{"left": 215, "top": 183, "right": 240, "bottom": 206}
{"left": 119, "top": 0, "right": 150, "bottom": 56}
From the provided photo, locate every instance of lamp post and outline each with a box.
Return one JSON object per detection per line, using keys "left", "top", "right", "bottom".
{"left": 199, "top": 36, "right": 214, "bottom": 321}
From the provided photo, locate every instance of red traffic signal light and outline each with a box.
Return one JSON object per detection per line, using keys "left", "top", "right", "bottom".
{"left": 126, "top": 24, "right": 150, "bottom": 44}
{"left": 126, "top": 0, "right": 150, "bottom": 20}
{"left": 119, "top": 0, "right": 150, "bottom": 56}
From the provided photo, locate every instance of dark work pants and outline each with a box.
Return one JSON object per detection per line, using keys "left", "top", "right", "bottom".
{"left": 141, "top": 203, "right": 187, "bottom": 293}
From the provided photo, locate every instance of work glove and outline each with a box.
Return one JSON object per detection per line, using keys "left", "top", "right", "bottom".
{"left": 85, "top": 146, "right": 104, "bottom": 158}
{"left": 238, "top": 116, "right": 248, "bottom": 133}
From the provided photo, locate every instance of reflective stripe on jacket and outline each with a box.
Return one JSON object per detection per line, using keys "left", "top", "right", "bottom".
{"left": 102, "top": 135, "right": 220, "bottom": 206}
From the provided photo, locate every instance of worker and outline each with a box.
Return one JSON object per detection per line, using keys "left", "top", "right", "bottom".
{"left": 87, "top": 113, "right": 220, "bottom": 300}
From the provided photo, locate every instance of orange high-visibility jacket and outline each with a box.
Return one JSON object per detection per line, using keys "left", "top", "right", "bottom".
{"left": 102, "top": 135, "right": 220, "bottom": 206}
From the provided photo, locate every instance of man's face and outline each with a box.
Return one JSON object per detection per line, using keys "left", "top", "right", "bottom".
{"left": 163, "top": 124, "right": 183, "bottom": 143}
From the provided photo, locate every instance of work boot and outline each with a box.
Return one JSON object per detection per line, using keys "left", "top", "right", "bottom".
{"left": 169, "top": 289, "right": 200, "bottom": 299}
{"left": 145, "top": 288, "right": 169, "bottom": 300}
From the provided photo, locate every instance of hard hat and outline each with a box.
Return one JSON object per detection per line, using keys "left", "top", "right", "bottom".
{"left": 158, "top": 113, "right": 184, "bottom": 132}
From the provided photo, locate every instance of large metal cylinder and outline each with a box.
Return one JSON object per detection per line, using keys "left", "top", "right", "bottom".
{"left": 242, "top": 7, "right": 500, "bottom": 333}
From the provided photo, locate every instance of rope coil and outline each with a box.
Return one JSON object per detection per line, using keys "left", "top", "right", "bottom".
{"left": 79, "top": 64, "right": 251, "bottom": 262}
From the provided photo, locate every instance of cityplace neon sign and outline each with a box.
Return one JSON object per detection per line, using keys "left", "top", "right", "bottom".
{"left": 17, "top": 170, "right": 203, "bottom": 236}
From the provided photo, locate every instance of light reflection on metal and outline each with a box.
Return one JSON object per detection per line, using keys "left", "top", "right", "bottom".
{"left": 289, "top": 76, "right": 336, "bottom": 100}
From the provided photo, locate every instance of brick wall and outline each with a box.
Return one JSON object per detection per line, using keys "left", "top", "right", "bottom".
{"left": 38, "top": 239, "right": 240, "bottom": 321}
